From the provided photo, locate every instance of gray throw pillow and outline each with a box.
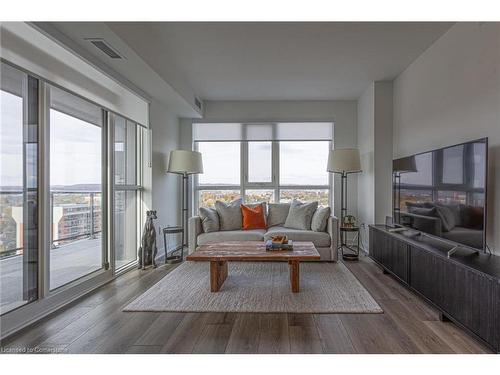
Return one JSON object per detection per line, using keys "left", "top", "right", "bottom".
{"left": 199, "top": 207, "right": 220, "bottom": 233}
{"left": 436, "top": 203, "right": 462, "bottom": 227}
{"left": 284, "top": 200, "right": 318, "bottom": 230}
{"left": 433, "top": 205, "right": 456, "bottom": 232}
{"left": 215, "top": 199, "right": 242, "bottom": 231}
{"left": 311, "top": 206, "right": 331, "bottom": 232}
{"left": 267, "top": 203, "right": 290, "bottom": 227}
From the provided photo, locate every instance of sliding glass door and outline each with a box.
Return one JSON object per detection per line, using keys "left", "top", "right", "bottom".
{"left": 0, "top": 63, "right": 39, "bottom": 314}
{"left": 113, "top": 114, "right": 140, "bottom": 270}
{"left": 1, "top": 59, "right": 146, "bottom": 330}
{"left": 48, "top": 85, "right": 106, "bottom": 290}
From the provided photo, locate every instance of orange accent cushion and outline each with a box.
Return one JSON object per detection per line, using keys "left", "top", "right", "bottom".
{"left": 241, "top": 204, "right": 266, "bottom": 230}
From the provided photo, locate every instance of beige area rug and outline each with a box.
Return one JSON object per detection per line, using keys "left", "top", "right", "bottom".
{"left": 124, "top": 261, "right": 382, "bottom": 314}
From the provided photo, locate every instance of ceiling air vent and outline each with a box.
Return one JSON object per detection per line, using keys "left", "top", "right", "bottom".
{"left": 86, "top": 38, "right": 123, "bottom": 59}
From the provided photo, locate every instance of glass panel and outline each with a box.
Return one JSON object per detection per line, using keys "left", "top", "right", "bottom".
{"left": 197, "top": 142, "right": 240, "bottom": 186}
{"left": 0, "top": 63, "right": 38, "bottom": 314}
{"left": 114, "top": 190, "right": 137, "bottom": 269}
{"left": 437, "top": 191, "right": 467, "bottom": 205}
{"left": 198, "top": 190, "right": 241, "bottom": 208}
{"left": 280, "top": 189, "right": 329, "bottom": 206}
{"left": 114, "top": 116, "right": 137, "bottom": 185}
{"left": 472, "top": 142, "right": 486, "bottom": 188}
{"left": 471, "top": 192, "right": 485, "bottom": 207}
{"left": 113, "top": 114, "right": 139, "bottom": 269}
{"left": 279, "top": 141, "right": 329, "bottom": 185}
{"left": 442, "top": 145, "right": 464, "bottom": 184}
{"left": 245, "top": 189, "right": 274, "bottom": 203}
{"left": 399, "top": 189, "right": 433, "bottom": 211}
{"left": 400, "top": 152, "right": 433, "bottom": 186}
{"left": 49, "top": 85, "right": 103, "bottom": 290}
{"left": 248, "top": 142, "right": 272, "bottom": 183}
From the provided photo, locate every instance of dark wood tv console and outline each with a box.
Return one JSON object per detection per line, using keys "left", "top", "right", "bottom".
{"left": 369, "top": 225, "right": 500, "bottom": 353}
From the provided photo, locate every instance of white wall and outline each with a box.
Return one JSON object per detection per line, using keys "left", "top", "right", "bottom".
{"left": 357, "top": 82, "right": 394, "bottom": 251}
{"left": 180, "top": 100, "right": 358, "bottom": 220}
{"left": 357, "top": 84, "right": 375, "bottom": 248}
{"left": 374, "top": 82, "right": 394, "bottom": 224}
{"left": 393, "top": 22, "right": 500, "bottom": 255}
{"left": 150, "top": 99, "right": 181, "bottom": 253}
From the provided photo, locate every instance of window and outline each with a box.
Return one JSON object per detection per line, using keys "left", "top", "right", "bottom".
{"left": 197, "top": 142, "right": 240, "bottom": 186}
{"left": 279, "top": 141, "right": 329, "bottom": 185}
{"left": 194, "top": 123, "right": 332, "bottom": 210}
{"left": 0, "top": 63, "right": 39, "bottom": 314}
{"left": 248, "top": 142, "right": 272, "bottom": 183}
{"left": 278, "top": 141, "right": 330, "bottom": 205}
{"left": 198, "top": 190, "right": 241, "bottom": 208}
{"left": 113, "top": 115, "right": 141, "bottom": 270}
{"left": 49, "top": 85, "right": 104, "bottom": 290}
{"left": 442, "top": 145, "right": 464, "bottom": 184}
{"left": 0, "top": 55, "right": 147, "bottom": 335}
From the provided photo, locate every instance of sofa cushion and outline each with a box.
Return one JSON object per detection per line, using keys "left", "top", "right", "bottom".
{"left": 264, "top": 226, "right": 330, "bottom": 248}
{"left": 311, "top": 206, "right": 330, "bottom": 232}
{"left": 215, "top": 199, "right": 242, "bottom": 231}
{"left": 441, "top": 226, "right": 484, "bottom": 249}
{"left": 284, "top": 200, "right": 318, "bottom": 230}
{"left": 197, "top": 229, "right": 266, "bottom": 245}
{"left": 267, "top": 203, "right": 290, "bottom": 227}
{"left": 199, "top": 207, "right": 220, "bottom": 233}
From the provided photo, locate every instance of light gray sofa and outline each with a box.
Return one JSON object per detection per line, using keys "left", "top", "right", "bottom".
{"left": 188, "top": 213, "right": 339, "bottom": 261}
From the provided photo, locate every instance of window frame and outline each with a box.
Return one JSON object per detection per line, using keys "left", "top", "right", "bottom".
{"left": 193, "top": 123, "right": 333, "bottom": 211}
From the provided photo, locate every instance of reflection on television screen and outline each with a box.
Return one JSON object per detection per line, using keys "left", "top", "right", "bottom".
{"left": 393, "top": 138, "right": 487, "bottom": 250}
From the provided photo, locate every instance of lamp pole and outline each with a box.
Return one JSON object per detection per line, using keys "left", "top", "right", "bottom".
{"left": 182, "top": 172, "right": 188, "bottom": 249}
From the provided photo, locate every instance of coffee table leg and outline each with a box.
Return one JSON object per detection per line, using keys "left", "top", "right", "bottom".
{"left": 210, "top": 260, "right": 228, "bottom": 292}
{"left": 289, "top": 260, "right": 300, "bottom": 293}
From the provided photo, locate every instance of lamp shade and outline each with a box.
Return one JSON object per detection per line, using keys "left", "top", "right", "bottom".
{"left": 393, "top": 156, "right": 417, "bottom": 173}
{"left": 327, "top": 148, "right": 361, "bottom": 173}
{"left": 167, "top": 150, "right": 203, "bottom": 174}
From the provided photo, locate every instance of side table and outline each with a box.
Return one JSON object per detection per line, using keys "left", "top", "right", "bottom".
{"left": 338, "top": 226, "right": 360, "bottom": 261}
{"left": 162, "top": 226, "right": 184, "bottom": 264}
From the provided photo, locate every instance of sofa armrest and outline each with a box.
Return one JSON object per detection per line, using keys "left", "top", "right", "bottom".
{"left": 327, "top": 215, "right": 339, "bottom": 261}
{"left": 188, "top": 216, "right": 203, "bottom": 254}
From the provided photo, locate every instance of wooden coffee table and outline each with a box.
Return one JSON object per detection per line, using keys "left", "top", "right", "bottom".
{"left": 186, "top": 241, "right": 320, "bottom": 293}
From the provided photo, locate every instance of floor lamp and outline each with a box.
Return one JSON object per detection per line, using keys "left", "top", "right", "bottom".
{"left": 327, "top": 148, "right": 362, "bottom": 260}
{"left": 167, "top": 150, "right": 203, "bottom": 257}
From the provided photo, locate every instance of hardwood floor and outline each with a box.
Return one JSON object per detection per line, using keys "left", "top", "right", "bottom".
{"left": 0, "top": 254, "right": 492, "bottom": 354}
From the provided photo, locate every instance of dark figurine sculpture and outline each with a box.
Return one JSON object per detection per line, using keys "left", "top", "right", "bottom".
{"left": 138, "top": 210, "right": 158, "bottom": 269}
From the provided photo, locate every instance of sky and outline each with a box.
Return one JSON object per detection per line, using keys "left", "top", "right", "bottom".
{"left": 1, "top": 90, "right": 102, "bottom": 188}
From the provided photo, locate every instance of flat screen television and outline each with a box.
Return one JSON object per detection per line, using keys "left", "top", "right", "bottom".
{"left": 393, "top": 138, "right": 488, "bottom": 251}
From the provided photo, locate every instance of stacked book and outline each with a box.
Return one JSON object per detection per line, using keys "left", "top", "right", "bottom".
{"left": 265, "top": 239, "right": 294, "bottom": 251}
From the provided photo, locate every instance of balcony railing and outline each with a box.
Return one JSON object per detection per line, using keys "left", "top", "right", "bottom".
{"left": 0, "top": 190, "right": 101, "bottom": 258}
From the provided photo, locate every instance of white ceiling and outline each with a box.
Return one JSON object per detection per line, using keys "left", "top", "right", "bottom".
{"left": 108, "top": 22, "right": 453, "bottom": 101}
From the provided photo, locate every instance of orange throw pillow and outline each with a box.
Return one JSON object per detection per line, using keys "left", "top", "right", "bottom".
{"left": 241, "top": 204, "right": 266, "bottom": 230}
